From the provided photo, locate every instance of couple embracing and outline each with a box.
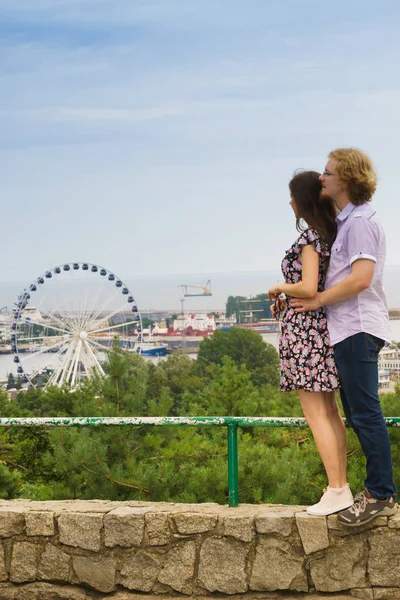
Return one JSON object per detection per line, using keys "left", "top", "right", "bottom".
{"left": 268, "top": 147, "right": 397, "bottom": 526}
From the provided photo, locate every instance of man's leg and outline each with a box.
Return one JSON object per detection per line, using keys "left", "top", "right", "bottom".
{"left": 334, "top": 332, "right": 396, "bottom": 500}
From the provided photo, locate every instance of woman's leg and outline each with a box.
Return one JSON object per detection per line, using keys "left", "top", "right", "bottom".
{"left": 324, "top": 391, "right": 348, "bottom": 485}
{"left": 298, "top": 390, "right": 346, "bottom": 488}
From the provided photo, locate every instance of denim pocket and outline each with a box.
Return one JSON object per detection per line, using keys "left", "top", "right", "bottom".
{"left": 364, "top": 333, "right": 384, "bottom": 362}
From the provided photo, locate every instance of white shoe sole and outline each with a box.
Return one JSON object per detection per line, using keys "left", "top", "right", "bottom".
{"left": 306, "top": 499, "right": 354, "bottom": 517}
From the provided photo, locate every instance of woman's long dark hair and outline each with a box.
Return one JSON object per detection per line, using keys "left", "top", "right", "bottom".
{"left": 289, "top": 170, "right": 337, "bottom": 249}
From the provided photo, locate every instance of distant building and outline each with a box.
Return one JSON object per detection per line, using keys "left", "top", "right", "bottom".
{"left": 378, "top": 369, "right": 392, "bottom": 391}
{"left": 0, "top": 313, "right": 11, "bottom": 343}
{"left": 379, "top": 347, "right": 400, "bottom": 375}
{"left": 378, "top": 346, "right": 400, "bottom": 391}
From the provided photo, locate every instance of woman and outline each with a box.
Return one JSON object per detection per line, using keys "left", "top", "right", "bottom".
{"left": 268, "top": 170, "right": 353, "bottom": 516}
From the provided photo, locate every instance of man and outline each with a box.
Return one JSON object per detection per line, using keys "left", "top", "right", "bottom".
{"left": 291, "top": 147, "right": 397, "bottom": 526}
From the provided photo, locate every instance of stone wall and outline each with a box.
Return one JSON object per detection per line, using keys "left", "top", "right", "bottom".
{"left": 0, "top": 499, "right": 398, "bottom": 599}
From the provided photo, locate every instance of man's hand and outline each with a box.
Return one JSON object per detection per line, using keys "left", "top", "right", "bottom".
{"left": 290, "top": 293, "right": 322, "bottom": 312}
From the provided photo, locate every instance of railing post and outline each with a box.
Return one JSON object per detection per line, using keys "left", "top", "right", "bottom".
{"left": 227, "top": 423, "right": 239, "bottom": 507}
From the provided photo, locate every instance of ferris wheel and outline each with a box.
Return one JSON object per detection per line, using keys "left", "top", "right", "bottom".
{"left": 11, "top": 263, "right": 143, "bottom": 388}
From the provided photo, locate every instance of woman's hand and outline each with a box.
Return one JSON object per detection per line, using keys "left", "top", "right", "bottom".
{"left": 270, "top": 296, "right": 287, "bottom": 318}
{"left": 268, "top": 284, "right": 282, "bottom": 301}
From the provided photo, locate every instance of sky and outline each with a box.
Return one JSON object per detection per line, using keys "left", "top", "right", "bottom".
{"left": 2, "top": 0, "right": 400, "bottom": 309}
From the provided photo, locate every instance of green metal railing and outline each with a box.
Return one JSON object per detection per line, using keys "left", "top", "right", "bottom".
{"left": 1, "top": 416, "right": 399, "bottom": 507}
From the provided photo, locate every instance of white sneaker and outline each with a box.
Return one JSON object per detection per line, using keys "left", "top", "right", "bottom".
{"left": 307, "top": 484, "right": 354, "bottom": 516}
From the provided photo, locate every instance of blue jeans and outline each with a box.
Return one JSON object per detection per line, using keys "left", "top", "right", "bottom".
{"left": 334, "top": 332, "right": 397, "bottom": 500}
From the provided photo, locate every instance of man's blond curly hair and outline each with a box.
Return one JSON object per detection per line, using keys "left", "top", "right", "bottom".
{"left": 329, "top": 147, "right": 377, "bottom": 205}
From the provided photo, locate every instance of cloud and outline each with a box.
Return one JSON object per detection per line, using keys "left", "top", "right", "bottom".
{"left": 14, "top": 106, "right": 184, "bottom": 124}
{"left": 0, "top": 0, "right": 236, "bottom": 28}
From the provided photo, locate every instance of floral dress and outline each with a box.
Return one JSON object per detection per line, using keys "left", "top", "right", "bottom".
{"left": 279, "top": 228, "right": 339, "bottom": 392}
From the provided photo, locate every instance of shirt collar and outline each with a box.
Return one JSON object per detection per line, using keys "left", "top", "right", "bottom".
{"left": 336, "top": 202, "right": 356, "bottom": 223}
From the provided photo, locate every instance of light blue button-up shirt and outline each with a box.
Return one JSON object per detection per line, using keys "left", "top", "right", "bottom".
{"left": 325, "top": 202, "right": 390, "bottom": 346}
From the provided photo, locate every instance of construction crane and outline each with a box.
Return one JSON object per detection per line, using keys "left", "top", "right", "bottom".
{"left": 179, "top": 280, "right": 212, "bottom": 297}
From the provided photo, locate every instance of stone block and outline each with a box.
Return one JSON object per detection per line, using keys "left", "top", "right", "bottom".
{"left": 295, "top": 512, "right": 329, "bottom": 554}
{"left": 309, "top": 537, "right": 368, "bottom": 592}
{"left": 152, "top": 580, "right": 173, "bottom": 594}
{"left": 112, "top": 592, "right": 171, "bottom": 600}
{"left": 387, "top": 508, "right": 400, "bottom": 529}
{"left": 158, "top": 541, "right": 196, "bottom": 594}
{"left": 0, "top": 585, "right": 15, "bottom": 600}
{"left": 72, "top": 555, "right": 116, "bottom": 593}
{"left": 173, "top": 512, "right": 217, "bottom": 534}
{"left": 25, "top": 512, "right": 55, "bottom": 537}
{"left": 198, "top": 537, "right": 248, "bottom": 594}
{"left": 38, "top": 544, "right": 70, "bottom": 582}
{"left": 0, "top": 509, "right": 25, "bottom": 538}
{"left": 58, "top": 512, "right": 102, "bottom": 551}
{"left": 10, "top": 542, "right": 39, "bottom": 583}
{"left": 255, "top": 510, "right": 294, "bottom": 536}
{"left": 374, "top": 588, "right": 400, "bottom": 599}
{"left": 7, "top": 582, "right": 90, "bottom": 599}
{"left": 350, "top": 588, "right": 374, "bottom": 599}
{"left": 222, "top": 515, "right": 254, "bottom": 542}
{"left": 119, "top": 551, "right": 162, "bottom": 591}
{"left": 104, "top": 506, "right": 149, "bottom": 548}
{"left": 369, "top": 530, "right": 400, "bottom": 586}
{"left": 0, "top": 585, "right": 16, "bottom": 600}
{"left": 250, "top": 536, "right": 308, "bottom": 592}
{"left": 145, "top": 512, "right": 171, "bottom": 545}
{"left": 0, "top": 543, "right": 7, "bottom": 582}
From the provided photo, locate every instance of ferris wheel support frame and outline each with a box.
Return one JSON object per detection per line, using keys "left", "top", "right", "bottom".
{"left": 12, "top": 262, "right": 143, "bottom": 389}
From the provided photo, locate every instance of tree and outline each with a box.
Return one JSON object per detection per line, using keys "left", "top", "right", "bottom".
{"left": 6, "top": 373, "right": 16, "bottom": 390}
{"left": 253, "top": 293, "right": 275, "bottom": 320}
{"left": 181, "top": 357, "right": 262, "bottom": 416}
{"left": 225, "top": 295, "right": 246, "bottom": 319}
{"left": 0, "top": 463, "right": 21, "bottom": 499}
{"left": 225, "top": 294, "right": 275, "bottom": 322}
{"left": 99, "top": 339, "right": 131, "bottom": 413}
{"left": 197, "top": 327, "right": 280, "bottom": 387}
{"left": 142, "top": 318, "right": 155, "bottom": 329}
{"left": 159, "top": 353, "right": 203, "bottom": 412}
